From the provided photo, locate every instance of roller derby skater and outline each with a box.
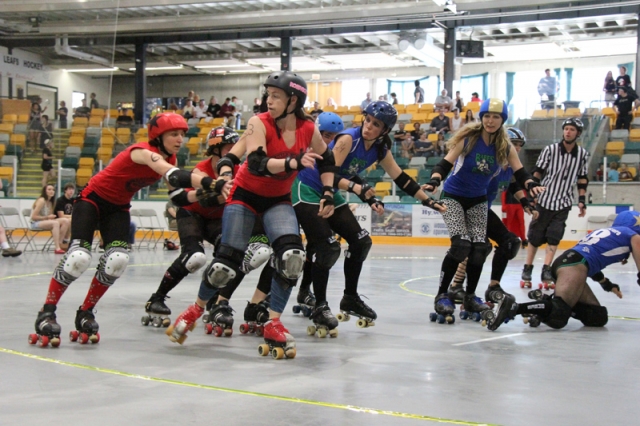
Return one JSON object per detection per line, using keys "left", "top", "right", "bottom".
{"left": 141, "top": 293, "right": 171, "bottom": 328}
{"left": 31, "top": 113, "right": 217, "bottom": 347}
{"left": 522, "top": 117, "right": 589, "bottom": 296}
{"left": 29, "top": 304, "right": 61, "bottom": 348}
{"left": 423, "top": 100, "right": 543, "bottom": 331}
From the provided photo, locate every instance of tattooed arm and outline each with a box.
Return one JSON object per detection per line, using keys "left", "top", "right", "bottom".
{"left": 130, "top": 148, "right": 176, "bottom": 176}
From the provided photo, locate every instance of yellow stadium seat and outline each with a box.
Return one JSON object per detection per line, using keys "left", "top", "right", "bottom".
{"left": 73, "top": 117, "right": 89, "bottom": 128}
{"left": 79, "top": 157, "right": 95, "bottom": 170}
{"left": 403, "top": 168, "right": 418, "bottom": 180}
{"left": 197, "top": 128, "right": 212, "bottom": 140}
{"left": 97, "top": 148, "right": 112, "bottom": 163}
{"left": 393, "top": 104, "right": 406, "bottom": 114}
{"left": 605, "top": 141, "right": 625, "bottom": 157}
{"left": 335, "top": 106, "right": 349, "bottom": 115}
{"left": 89, "top": 116, "right": 102, "bottom": 127}
{"left": 100, "top": 136, "right": 114, "bottom": 149}
{"left": 427, "top": 133, "right": 438, "bottom": 142}
{"left": 106, "top": 109, "right": 120, "bottom": 118}
{"left": 210, "top": 118, "right": 225, "bottom": 127}
{"left": 71, "top": 127, "right": 86, "bottom": 137}
{"left": 135, "top": 128, "right": 148, "bottom": 138}
{"left": 629, "top": 129, "right": 640, "bottom": 142}
{"left": 76, "top": 168, "right": 93, "bottom": 187}
{"left": 102, "top": 128, "right": 116, "bottom": 138}
{"left": 17, "top": 114, "right": 29, "bottom": 124}
{"left": 411, "top": 113, "right": 429, "bottom": 124}
{"left": 353, "top": 114, "right": 364, "bottom": 124}
{"left": 116, "top": 128, "right": 131, "bottom": 144}
{"left": 0, "top": 123, "right": 14, "bottom": 134}
{"left": 0, "top": 166, "right": 14, "bottom": 183}
{"left": 324, "top": 105, "right": 337, "bottom": 112}
{"left": 565, "top": 108, "right": 581, "bottom": 117}
{"left": 405, "top": 104, "right": 419, "bottom": 114}
{"left": 531, "top": 110, "right": 548, "bottom": 119}
{"left": 347, "top": 105, "right": 360, "bottom": 113}
{"left": 91, "top": 108, "right": 105, "bottom": 117}
{"left": 2, "top": 114, "right": 18, "bottom": 125}
{"left": 186, "top": 138, "right": 201, "bottom": 155}
{"left": 419, "top": 104, "right": 434, "bottom": 113}
{"left": 0, "top": 144, "right": 6, "bottom": 158}
{"left": 427, "top": 112, "right": 440, "bottom": 121}
{"left": 629, "top": 166, "right": 637, "bottom": 179}
{"left": 68, "top": 136, "right": 84, "bottom": 148}
{"left": 375, "top": 182, "right": 392, "bottom": 198}
{"left": 9, "top": 134, "right": 26, "bottom": 148}
{"left": 467, "top": 102, "right": 481, "bottom": 112}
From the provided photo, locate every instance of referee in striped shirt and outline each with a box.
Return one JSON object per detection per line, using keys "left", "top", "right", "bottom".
{"left": 522, "top": 118, "right": 589, "bottom": 285}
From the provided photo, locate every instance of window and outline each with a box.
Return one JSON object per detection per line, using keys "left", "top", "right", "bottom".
{"left": 72, "top": 91, "right": 86, "bottom": 109}
{"left": 341, "top": 79, "right": 369, "bottom": 107}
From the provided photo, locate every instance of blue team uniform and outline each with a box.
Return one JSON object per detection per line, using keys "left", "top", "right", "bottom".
{"left": 444, "top": 137, "right": 501, "bottom": 198}
{"left": 573, "top": 226, "right": 636, "bottom": 276}
{"left": 297, "top": 127, "right": 385, "bottom": 193}
{"left": 487, "top": 167, "right": 513, "bottom": 208}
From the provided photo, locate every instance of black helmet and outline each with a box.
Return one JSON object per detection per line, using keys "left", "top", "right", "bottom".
{"left": 205, "top": 126, "right": 239, "bottom": 157}
{"left": 264, "top": 71, "right": 307, "bottom": 109}
{"left": 562, "top": 117, "right": 584, "bottom": 135}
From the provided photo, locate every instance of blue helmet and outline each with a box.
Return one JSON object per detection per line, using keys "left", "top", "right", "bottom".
{"left": 507, "top": 127, "right": 526, "bottom": 145}
{"left": 316, "top": 112, "right": 344, "bottom": 133}
{"left": 479, "top": 98, "right": 508, "bottom": 123}
{"left": 363, "top": 101, "right": 398, "bottom": 131}
{"left": 612, "top": 210, "right": 640, "bottom": 234}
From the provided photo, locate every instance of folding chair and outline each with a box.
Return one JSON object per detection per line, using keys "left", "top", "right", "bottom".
{"left": 131, "top": 209, "right": 165, "bottom": 249}
{"left": 21, "top": 208, "right": 54, "bottom": 252}
{"left": 0, "top": 207, "right": 29, "bottom": 250}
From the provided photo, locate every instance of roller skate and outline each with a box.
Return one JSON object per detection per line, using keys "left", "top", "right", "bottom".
{"left": 29, "top": 304, "right": 62, "bottom": 348}
{"left": 336, "top": 294, "right": 376, "bottom": 328}
{"left": 520, "top": 264, "right": 533, "bottom": 289}
{"left": 292, "top": 289, "right": 316, "bottom": 317}
{"left": 521, "top": 289, "right": 550, "bottom": 327}
{"left": 69, "top": 307, "right": 100, "bottom": 344}
{"left": 239, "top": 299, "right": 270, "bottom": 336}
{"left": 203, "top": 300, "right": 234, "bottom": 337}
{"left": 429, "top": 293, "right": 455, "bottom": 324}
{"left": 484, "top": 284, "right": 505, "bottom": 305}
{"left": 258, "top": 317, "right": 296, "bottom": 359}
{"left": 307, "top": 301, "right": 339, "bottom": 338}
{"left": 460, "top": 293, "right": 490, "bottom": 323}
{"left": 484, "top": 291, "right": 517, "bottom": 331}
{"left": 141, "top": 293, "right": 171, "bottom": 328}
{"left": 539, "top": 265, "right": 556, "bottom": 290}
{"left": 448, "top": 286, "right": 467, "bottom": 304}
{"left": 166, "top": 303, "right": 204, "bottom": 344}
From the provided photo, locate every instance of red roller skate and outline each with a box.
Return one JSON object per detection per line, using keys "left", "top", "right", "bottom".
{"left": 166, "top": 303, "right": 204, "bottom": 344}
{"left": 258, "top": 317, "right": 296, "bottom": 359}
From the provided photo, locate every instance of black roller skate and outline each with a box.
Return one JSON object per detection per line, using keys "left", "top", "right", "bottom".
{"left": 430, "top": 293, "right": 455, "bottom": 324}
{"left": 307, "top": 301, "right": 339, "bottom": 338}
{"left": 485, "top": 291, "right": 517, "bottom": 331}
{"left": 29, "top": 304, "right": 62, "bottom": 348}
{"left": 337, "top": 294, "right": 376, "bottom": 328}
{"left": 292, "top": 289, "right": 316, "bottom": 317}
{"left": 484, "top": 284, "right": 505, "bottom": 305}
{"left": 460, "top": 293, "right": 490, "bottom": 323}
{"left": 520, "top": 264, "right": 533, "bottom": 289}
{"left": 203, "top": 300, "right": 234, "bottom": 337}
{"left": 539, "top": 265, "right": 555, "bottom": 290}
{"left": 521, "top": 289, "right": 549, "bottom": 327}
{"left": 70, "top": 307, "right": 100, "bottom": 344}
{"left": 448, "top": 286, "right": 467, "bottom": 304}
{"left": 258, "top": 317, "right": 296, "bottom": 359}
{"left": 239, "top": 299, "right": 270, "bottom": 336}
{"left": 141, "top": 293, "right": 171, "bottom": 328}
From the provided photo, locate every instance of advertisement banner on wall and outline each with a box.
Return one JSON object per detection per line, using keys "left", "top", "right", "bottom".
{"left": 350, "top": 203, "right": 372, "bottom": 235}
{"left": 412, "top": 205, "right": 449, "bottom": 237}
{"left": 371, "top": 204, "right": 413, "bottom": 236}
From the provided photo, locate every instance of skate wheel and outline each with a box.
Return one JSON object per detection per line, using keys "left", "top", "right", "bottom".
{"left": 307, "top": 325, "right": 316, "bottom": 336}
{"left": 523, "top": 317, "right": 529, "bottom": 325}
{"left": 460, "top": 311, "right": 469, "bottom": 320}
{"left": 473, "top": 313, "right": 482, "bottom": 322}
{"left": 223, "top": 328, "right": 233, "bottom": 337}
{"left": 329, "top": 329, "right": 338, "bottom": 338}
{"left": 50, "top": 337, "right": 61, "bottom": 348}
{"left": 205, "top": 323, "right": 213, "bottom": 335}
{"left": 317, "top": 328, "right": 327, "bottom": 338}
{"left": 482, "top": 311, "right": 495, "bottom": 322}
{"left": 302, "top": 307, "right": 312, "bottom": 317}
{"left": 549, "top": 284, "right": 556, "bottom": 290}
{"left": 69, "top": 330, "right": 79, "bottom": 342}
{"left": 520, "top": 281, "right": 525, "bottom": 289}
{"left": 162, "top": 318, "right": 171, "bottom": 328}
{"left": 256, "top": 326, "right": 264, "bottom": 337}
{"left": 39, "top": 335, "right": 50, "bottom": 347}
{"left": 526, "top": 282, "right": 532, "bottom": 289}
{"left": 538, "top": 283, "right": 544, "bottom": 289}
{"left": 213, "top": 326, "right": 223, "bottom": 337}
{"left": 429, "top": 312, "right": 437, "bottom": 322}
{"left": 446, "top": 315, "right": 455, "bottom": 324}
{"left": 90, "top": 333, "right": 100, "bottom": 344}
{"left": 258, "top": 344, "right": 270, "bottom": 356}
{"left": 285, "top": 347, "right": 297, "bottom": 359}
{"left": 292, "top": 305, "right": 301, "bottom": 314}
{"left": 437, "top": 314, "right": 445, "bottom": 324}
{"left": 336, "top": 312, "right": 349, "bottom": 322}
{"left": 79, "top": 333, "right": 89, "bottom": 344}
{"left": 356, "top": 318, "right": 368, "bottom": 328}
{"left": 152, "top": 317, "right": 163, "bottom": 328}
{"left": 141, "top": 316, "right": 150, "bottom": 326}
{"left": 202, "top": 314, "right": 210, "bottom": 323}
{"left": 189, "top": 322, "right": 197, "bottom": 332}
{"left": 272, "top": 347, "right": 285, "bottom": 359}
{"left": 28, "top": 334, "right": 38, "bottom": 345}
{"left": 530, "top": 317, "right": 541, "bottom": 328}
{"left": 240, "top": 324, "right": 249, "bottom": 334}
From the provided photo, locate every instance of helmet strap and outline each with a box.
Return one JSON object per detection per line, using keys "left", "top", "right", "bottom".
{"left": 274, "top": 97, "right": 294, "bottom": 139}
{"left": 154, "top": 137, "right": 172, "bottom": 157}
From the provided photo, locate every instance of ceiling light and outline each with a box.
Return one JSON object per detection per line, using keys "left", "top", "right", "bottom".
{"left": 194, "top": 64, "right": 252, "bottom": 69}
{"left": 127, "top": 65, "right": 183, "bottom": 71}
{"left": 64, "top": 67, "right": 119, "bottom": 72}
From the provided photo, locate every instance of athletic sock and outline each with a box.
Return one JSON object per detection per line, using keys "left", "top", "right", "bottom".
{"left": 438, "top": 255, "right": 459, "bottom": 295}
{"left": 80, "top": 276, "right": 110, "bottom": 311}
{"left": 45, "top": 278, "right": 68, "bottom": 305}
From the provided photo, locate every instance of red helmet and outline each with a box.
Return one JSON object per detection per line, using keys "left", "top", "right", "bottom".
{"left": 148, "top": 113, "right": 189, "bottom": 141}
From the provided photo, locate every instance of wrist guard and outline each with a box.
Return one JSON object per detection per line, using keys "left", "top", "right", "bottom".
{"left": 578, "top": 195, "right": 586, "bottom": 208}
{"left": 526, "top": 180, "right": 541, "bottom": 193}
{"left": 196, "top": 188, "right": 223, "bottom": 208}
{"left": 427, "top": 177, "right": 441, "bottom": 190}
{"left": 599, "top": 278, "right": 619, "bottom": 293}
{"left": 637, "top": 271, "right": 640, "bottom": 287}
{"left": 422, "top": 198, "right": 443, "bottom": 210}
{"left": 214, "top": 178, "right": 226, "bottom": 194}
{"left": 357, "top": 183, "right": 373, "bottom": 202}
{"left": 367, "top": 196, "right": 383, "bottom": 208}
{"left": 519, "top": 197, "right": 531, "bottom": 209}
{"left": 320, "top": 194, "right": 334, "bottom": 207}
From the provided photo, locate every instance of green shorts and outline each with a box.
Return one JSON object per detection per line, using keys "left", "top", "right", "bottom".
{"left": 291, "top": 178, "right": 347, "bottom": 208}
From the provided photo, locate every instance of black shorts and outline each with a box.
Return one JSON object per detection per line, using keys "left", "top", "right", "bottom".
{"left": 527, "top": 205, "right": 570, "bottom": 247}
{"left": 550, "top": 249, "right": 587, "bottom": 280}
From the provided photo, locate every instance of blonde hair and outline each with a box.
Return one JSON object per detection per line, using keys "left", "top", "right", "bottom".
{"left": 445, "top": 121, "right": 510, "bottom": 167}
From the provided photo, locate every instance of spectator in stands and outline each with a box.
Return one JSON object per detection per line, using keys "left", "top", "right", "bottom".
{"left": 454, "top": 91, "right": 464, "bottom": 112}
{"left": 430, "top": 108, "right": 450, "bottom": 135}
{"left": 218, "top": 97, "right": 234, "bottom": 122}
{"left": 435, "top": 89, "right": 453, "bottom": 112}
{"left": 252, "top": 97, "right": 262, "bottom": 115}
{"left": 613, "top": 87, "right": 637, "bottom": 130}
{"left": 193, "top": 95, "right": 201, "bottom": 105}
{"left": 394, "top": 122, "right": 409, "bottom": 142}
{"left": 116, "top": 108, "right": 134, "bottom": 129}
{"left": 185, "top": 91, "right": 195, "bottom": 105}
{"left": 619, "top": 163, "right": 634, "bottom": 181}
{"left": 89, "top": 93, "right": 99, "bottom": 110}
{"left": 450, "top": 108, "right": 463, "bottom": 133}
{"left": 436, "top": 132, "right": 446, "bottom": 156}
{"left": 595, "top": 164, "right": 604, "bottom": 182}
{"left": 390, "top": 92, "right": 399, "bottom": 105}
{"left": 608, "top": 162, "right": 619, "bottom": 182}
{"left": 194, "top": 99, "right": 208, "bottom": 119}
{"left": 616, "top": 66, "right": 632, "bottom": 91}
{"left": 414, "top": 133, "right": 435, "bottom": 158}
{"left": 29, "top": 99, "right": 44, "bottom": 153}
{"left": 73, "top": 99, "right": 91, "bottom": 119}
{"left": 57, "top": 101, "right": 68, "bottom": 129}
{"left": 30, "top": 184, "right": 70, "bottom": 254}
{"left": 411, "top": 122, "right": 424, "bottom": 141}
{"left": 182, "top": 100, "right": 195, "bottom": 119}
{"left": 538, "top": 69, "right": 558, "bottom": 109}
{"left": 414, "top": 80, "right": 425, "bottom": 104}
{"left": 55, "top": 182, "right": 75, "bottom": 244}
{"left": 39, "top": 115, "right": 53, "bottom": 149}
{"left": 230, "top": 96, "right": 242, "bottom": 129}
{"left": 168, "top": 101, "right": 179, "bottom": 111}
{"left": 207, "top": 96, "right": 221, "bottom": 117}
{"left": 470, "top": 92, "right": 481, "bottom": 102}
{"left": 464, "top": 109, "right": 477, "bottom": 124}
{"left": 360, "top": 92, "right": 372, "bottom": 111}
{"left": 41, "top": 139, "right": 55, "bottom": 187}
{"left": 401, "top": 136, "right": 415, "bottom": 160}
{"left": 604, "top": 71, "right": 617, "bottom": 107}
{"left": 326, "top": 97, "right": 336, "bottom": 107}
{"left": 310, "top": 101, "right": 323, "bottom": 119}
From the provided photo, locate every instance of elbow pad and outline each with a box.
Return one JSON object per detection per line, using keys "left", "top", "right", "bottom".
{"left": 432, "top": 159, "right": 454, "bottom": 181}
{"left": 317, "top": 148, "right": 340, "bottom": 175}
{"left": 513, "top": 167, "right": 533, "bottom": 190}
{"left": 216, "top": 153, "right": 240, "bottom": 176}
{"left": 166, "top": 167, "right": 193, "bottom": 189}
{"left": 247, "top": 147, "right": 274, "bottom": 177}
{"left": 393, "top": 171, "right": 421, "bottom": 197}
{"left": 168, "top": 188, "right": 191, "bottom": 207}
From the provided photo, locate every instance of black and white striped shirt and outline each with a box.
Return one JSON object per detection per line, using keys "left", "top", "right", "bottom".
{"left": 535, "top": 142, "right": 589, "bottom": 210}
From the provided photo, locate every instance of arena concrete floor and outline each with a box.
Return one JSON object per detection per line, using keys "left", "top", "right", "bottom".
{"left": 0, "top": 243, "right": 639, "bottom": 426}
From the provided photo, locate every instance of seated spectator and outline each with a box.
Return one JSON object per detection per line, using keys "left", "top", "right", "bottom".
{"left": 73, "top": 99, "right": 91, "bottom": 119}
{"left": 41, "top": 139, "right": 55, "bottom": 187}
{"left": 185, "top": 90, "right": 195, "bottom": 105}
{"left": 401, "top": 137, "right": 415, "bottom": 160}
{"left": 394, "top": 122, "right": 409, "bottom": 143}
{"left": 434, "top": 89, "right": 453, "bottom": 111}
{"left": 310, "top": 101, "right": 323, "bottom": 119}
{"left": 39, "top": 115, "right": 54, "bottom": 149}
{"left": 30, "top": 184, "right": 70, "bottom": 254}
{"left": 449, "top": 108, "right": 463, "bottom": 133}
{"left": 470, "top": 92, "right": 482, "bottom": 102}
{"left": 0, "top": 223, "right": 21, "bottom": 257}
{"left": 410, "top": 122, "right": 424, "bottom": 141}
{"left": 230, "top": 96, "right": 242, "bottom": 130}
{"left": 218, "top": 97, "right": 234, "bottom": 120}
{"left": 430, "top": 109, "right": 450, "bottom": 135}
{"left": 414, "top": 133, "right": 435, "bottom": 158}
{"left": 595, "top": 164, "right": 604, "bottom": 182}
{"left": 326, "top": 98, "right": 336, "bottom": 107}
{"left": 168, "top": 101, "right": 179, "bottom": 111}
{"left": 194, "top": 99, "right": 208, "bottom": 118}
{"left": 454, "top": 91, "right": 464, "bottom": 112}
{"left": 436, "top": 132, "right": 446, "bottom": 156}
{"left": 619, "top": 163, "right": 634, "bottom": 181}
{"left": 608, "top": 162, "right": 619, "bottom": 182}
{"left": 55, "top": 182, "right": 75, "bottom": 244}
{"left": 115, "top": 109, "right": 134, "bottom": 128}
{"left": 464, "top": 109, "right": 477, "bottom": 124}
{"left": 207, "top": 96, "right": 221, "bottom": 117}
{"left": 182, "top": 100, "right": 195, "bottom": 119}
{"left": 252, "top": 97, "right": 262, "bottom": 115}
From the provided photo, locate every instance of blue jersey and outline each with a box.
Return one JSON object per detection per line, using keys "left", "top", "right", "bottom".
{"left": 487, "top": 167, "right": 513, "bottom": 208}
{"left": 573, "top": 227, "right": 637, "bottom": 276}
{"left": 297, "top": 127, "right": 385, "bottom": 193}
{"left": 444, "top": 137, "right": 501, "bottom": 198}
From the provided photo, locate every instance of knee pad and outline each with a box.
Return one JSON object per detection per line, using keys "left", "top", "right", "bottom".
{"left": 468, "top": 242, "right": 491, "bottom": 265}
{"left": 496, "top": 232, "right": 521, "bottom": 261}
{"left": 241, "top": 235, "right": 273, "bottom": 274}
{"left": 542, "top": 296, "right": 572, "bottom": 329}
{"left": 205, "top": 244, "right": 244, "bottom": 289}
{"left": 271, "top": 234, "right": 305, "bottom": 285}
{"left": 448, "top": 236, "right": 472, "bottom": 264}
{"left": 313, "top": 236, "right": 341, "bottom": 270}
{"left": 181, "top": 251, "right": 207, "bottom": 273}
{"left": 54, "top": 240, "right": 92, "bottom": 286}
{"left": 572, "top": 303, "right": 608, "bottom": 327}
{"left": 344, "top": 231, "right": 372, "bottom": 262}
{"left": 96, "top": 243, "right": 129, "bottom": 286}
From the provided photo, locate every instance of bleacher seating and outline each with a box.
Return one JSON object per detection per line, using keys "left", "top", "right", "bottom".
{"left": 76, "top": 168, "right": 92, "bottom": 187}
{"left": 611, "top": 129, "right": 629, "bottom": 141}
{"left": 64, "top": 147, "right": 82, "bottom": 159}
{"left": 89, "top": 116, "right": 102, "bottom": 127}
{"left": 9, "top": 134, "right": 26, "bottom": 149}
{"left": 605, "top": 141, "right": 625, "bottom": 157}
{"left": 408, "top": 157, "right": 426, "bottom": 169}
{"left": 13, "top": 124, "right": 27, "bottom": 136}
{"left": 2, "top": 114, "right": 17, "bottom": 124}
{"left": 366, "top": 169, "right": 384, "bottom": 184}
{"left": 0, "top": 134, "right": 9, "bottom": 146}
{"left": 0, "top": 166, "right": 14, "bottom": 183}
{"left": 564, "top": 108, "right": 581, "bottom": 117}
{"left": 374, "top": 182, "right": 391, "bottom": 197}
{"left": 97, "top": 147, "right": 112, "bottom": 163}
{"left": 0, "top": 144, "right": 5, "bottom": 158}
{"left": 0, "top": 123, "right": 14, "bottom": 134}
{"left": 629, "top": 129, "right": 640, "bottom": 142}
{"left": 186, "top": 137, "right": 201, "bottom": 155}
{"left": 116, "top": 128, "right": 131, "bottom": 144}
{"left": 531, "top": 110, "right": 547, "bottom": 119}
{"left": 61, "top": 157, "right": 79, "bottom": 170}
{"left": 73, "top": 117, "right": 89, "bottom": 128}
{"left": 71, "top": 127, "right": 86, "bottom": 137}
{"left": 100, "top": 136, "right": 115, "bottom": 149}
{"left": 68, "top": 136, "right": 84, "bottom": 148}
{"left": 17, "top": 114, "right": 29, "bottom": 124}
{"left": 79, "top": 157, "right": 95, "bottom": 171}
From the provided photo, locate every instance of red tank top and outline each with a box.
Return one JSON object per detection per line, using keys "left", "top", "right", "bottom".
{"left": 82, "top": 143, "right": 176, "bottom": 205}
{"left": 231, "top": 112, "right": 315, "bottom": 198}
{"left": 182, "top": 158, "right": 226, "bottom": 219}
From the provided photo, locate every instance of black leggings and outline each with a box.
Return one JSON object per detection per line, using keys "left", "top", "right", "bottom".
{"left": 72, "top": 191, "right": 130, "bottom": 246}
{"left": 487, "top": 208, "right": 511, "bottom": 282}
